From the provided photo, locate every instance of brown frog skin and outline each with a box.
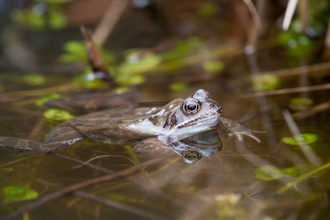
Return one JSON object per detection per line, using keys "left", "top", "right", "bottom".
{"left": 0, "top": 89, "right": 263, "bottom": 163}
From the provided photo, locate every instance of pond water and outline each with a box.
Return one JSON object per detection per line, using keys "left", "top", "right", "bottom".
{"left": 1, "top": 1, "right": 330, "bottom": 220}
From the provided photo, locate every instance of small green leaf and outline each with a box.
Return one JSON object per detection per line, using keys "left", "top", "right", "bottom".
{"left": 254, "top": 165, "right": 283, "bottom": 180}
{"left": 22, "top": 73, "right": 46, "bottom": 86}
{"left": 162, "top": 37, "right": 203, "bottom": 62}
{"left": 3, "top": 168, "right": 13, "bottom": 172}
{"left": 43, "top": 108, "right": 73, "bottom": 121}
{"left": 197, "top": 3, "right": 218, "bottom": 17}
{"left": 0, "top": 85, "right": 4, "bottom": 92}
{"left": 283, "top": 164, "right": 314, "bottom": 178}
{"left": 35, "top": 93, "right": 66, "bottom": 107}
{"left": 111, "top": 86, "right": 130, "bottom": 93}
{"left": 253, "top": 74, "right": 280, "bottom": 91}
{"left": 169, "top": 82, "right": 188, "bottom": 91}
{"left": 49, "top": 10, "right": 67, "bottom": 30}
{"left": 74, "top": 68, "right": 105, "bottom": 89}
{"left": 58, "top": 41, "right": 116, "bottom": 64}
{"left": 277, "top": 27, "right": 313, "bottom": 58}
{"left": 119, "top": 50, "right": 161, "bottom": 75}
{"left": 281, "top": 133, "right": 318, "bottom": 145}
{"left": 203, "top": 61, "right": 224, "bottom": 73}
{"left": 116, "top": 74, "right": 146, "bottom": 86}
{"left": 290, "top": 98, "right": 313, "bottom": 106}
{"left": 3, "top": 185, "right": 38, "bottom": 203}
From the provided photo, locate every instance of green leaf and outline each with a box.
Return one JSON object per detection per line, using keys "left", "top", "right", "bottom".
{"left": 203, "top": 61, "right": 224, "bottom": 73}
{"left": 116, "top": 74, "right": 146, "bottom": 86}
{"left": 58, "top": 41, "right": 116, "bottom": 64}
{"left": 254, "top": 165, "right": 283, "bottom": 180}
{"left": 197, "top": 3, "right": 218, "bottom": 17}
{"left": 22, "top": 73, "right": 46, "bottom": 86}
{"left": 0, "top": 85, "right": 4, "bottom": 92}
{"left": 49, "top": 10, "right": 67, "bottom": 30}
{"left": 253, "top": 74, "right": 280, "bottom": 91}
{"left": 43, "top": 108, "right": 73, "bottom": 121}
{"left": 281, "top": 133, "right": 318, "bottom": 145}
{"left": 35, "top": 93, "right": 66, "bottom": 107}
{"left": 74, "top": 67, "right": 105, "bottom": 89}
{"left": 290, "top": 98, "right": 313, "bottom": 106}
{"left": 282, "top": 164, "right": 314, "bottom": 178}
{"left": 111, "top": 86, "right": 130, "bottom": 93}
{"left": 277, "top": 28, "right": 313, "bottom": 58}
{"left": 119, "top": 50, "right": 161, "bottom": 75}
{"left": 3, "top": 185, "right": 38, "bottom": 203}
{"left": 162, "top": 37, "right": 203, "bottom": 62}
{"left": 3, "top": 168, "right": 13, "bottom": 172}
{"left": 169, "top": 82, "right": 188, "bottom": 91}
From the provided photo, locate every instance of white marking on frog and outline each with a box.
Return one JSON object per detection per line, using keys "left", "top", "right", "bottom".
{"left": 61, "top": 138, "right": 83, "bottom": 146}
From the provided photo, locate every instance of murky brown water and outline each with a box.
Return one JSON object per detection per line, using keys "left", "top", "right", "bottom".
{"left": 1, "top": 1, "right": 330, "bottom": 220}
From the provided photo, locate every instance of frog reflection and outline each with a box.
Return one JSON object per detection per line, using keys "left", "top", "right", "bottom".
{"left": 0, "top": 89, "right": 263, "bottom": 163}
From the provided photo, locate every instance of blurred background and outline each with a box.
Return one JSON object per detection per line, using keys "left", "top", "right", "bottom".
{"left": 1, "top": 0, "right": 330, "bottom": 220}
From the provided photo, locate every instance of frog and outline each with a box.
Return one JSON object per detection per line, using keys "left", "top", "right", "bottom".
{"left": 0, "top": 89, "right": 264, "bottom": 163}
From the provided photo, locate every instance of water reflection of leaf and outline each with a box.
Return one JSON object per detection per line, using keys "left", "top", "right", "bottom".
{"left": 58, "top": 41, "right": 116, "bottom": 64}
{"left": 254, "top": 165, "right": 283, "bottom": 181}
{"left": 281, "top": 133, "right": 318, "bottom": 146}
{"left": 282, "top": 164, "right": 314, "bottom": 178}
{"left": 35, "top": 93, "right": 66, "bottom": 107}
{"left": 252, "top": 74, "right": 280, "bottom": 92}
{"left": 43, "top": 108, "right": 73, "bottom": 121}
{"left": 203, "top": 61, "right": 224, "bottom": 73}
{"left": 22, "top": 73, "right": 46, "bottom": 86}
{"left": 2, "top": 185, "right": 38, "bottom": 203}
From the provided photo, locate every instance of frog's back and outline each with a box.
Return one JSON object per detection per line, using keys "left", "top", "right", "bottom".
{"left": 66, "top": 107, "right": 158, "bottom": 145}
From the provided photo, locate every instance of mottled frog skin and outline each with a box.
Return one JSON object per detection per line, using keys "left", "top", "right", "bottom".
{"left": 0, "top": 89, "right": 263, "bottom": 163}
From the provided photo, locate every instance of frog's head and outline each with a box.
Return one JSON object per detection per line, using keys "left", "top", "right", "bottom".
{"left": 161, "top": 89, "right": 222, "bottom": 145}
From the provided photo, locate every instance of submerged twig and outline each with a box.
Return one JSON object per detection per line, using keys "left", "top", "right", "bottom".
{"left": 240, "top": 83, "right": 330, "bottom": 98}
{"left": 27, "top": 117, "right": 46, "bottom": 140}
{"left": 50, "top": 153, "right": 186, "bottom": 208}
{"left": 93, "top": 0, "right": 129, "bottom": 45}
{"left": 247, "top": 61, "right": 330, "bottom": 78}
{"left": 278, "top": 162, "right": 330, "bottom": 194}
{"left": 323, "top": 18, "right": 330, "bottom": 59}
{"left": 0, "top": 118, "right": 19, "bottom": 138}
{"left": 74, "top": 190, "right": 171, "bottom": 220}
{"left": 282, "top": 109, "right": 321, "bottom": 166}
{"left": 242, "top": 0, "right": 262, "bottom": 30}
{"left": 298, "top": 0, "right": 309, "bottom": 33}
{"left": 2, "top": 83, "right": 81, "bottom": 97}
{"left": 0, "top": 157, "right": 165, "bottom": 220}
{"left": 292, "top": 99, "right": 330, "bottom": 120}
{"left": 71, "top": 154, "right": 136, "bottom": 169}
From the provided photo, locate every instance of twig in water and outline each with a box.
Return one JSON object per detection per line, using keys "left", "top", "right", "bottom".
{"left": 50, "top": 153, "right": 186, "bottom": 208}
{"left": 298, "top": 0, "right": 309, "bottom": 33}
{"left": 248, "top": 61, "right": 330, "bottom": 78}
{"left": 93, "top": 0, "right": 130, "bottom": 45}
{"left": 292, "top": 99, "right": 330, "bottom": 120}
{"left": 278, "top": 162, "right": 330, "bottom": 194}
{"left": 242, "top": 0, "right": 262, "bottom": 31}
{"left": 282, "top": 109, "right": 321, "bottom": 166}
{"left": 240, "top": 83, "right": 330, "bottom": 98}
{"left": 74, "top": 190, "right": 171, "bottom": 220}
{"left": 0, "top": 157, "right": 165, "bottom": 220}
{"left": 27, "top": 117, "right": 46, "bottom": 140}
{"left": 282, "top": 0, "right": 299, "bottom": 31}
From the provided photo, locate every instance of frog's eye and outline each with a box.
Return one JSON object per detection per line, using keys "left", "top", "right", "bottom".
{"left": 182, "top": 151, "right": 202, "bottom": 164}
{"left": 183, "top": 101, "right": 200, "bottom": 114}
